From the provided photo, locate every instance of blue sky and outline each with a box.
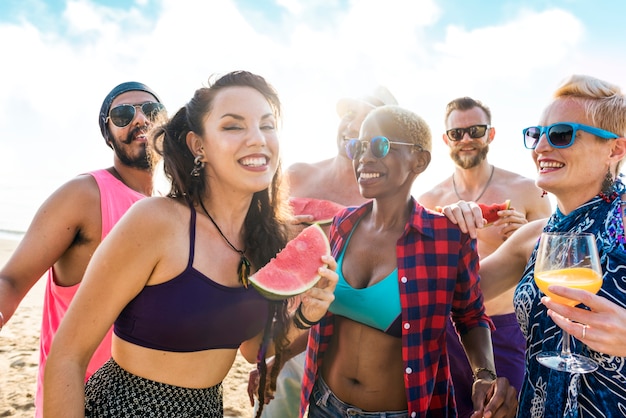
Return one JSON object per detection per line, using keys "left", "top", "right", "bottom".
{"left": 1, "top": 0, "right": 625, "bottom": 232}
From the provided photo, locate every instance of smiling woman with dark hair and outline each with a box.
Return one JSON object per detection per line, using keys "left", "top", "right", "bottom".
{"left": 43, "top": 71, "right": 338, "bottom": 418}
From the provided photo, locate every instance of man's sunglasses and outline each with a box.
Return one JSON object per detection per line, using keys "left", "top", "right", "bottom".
{"left": 446, "top": 124, "right": 490, "bottom": 141}
{"left": 107, "top": 102, "right": 166, "bottom": 128}
{"left": 523, "top": 122, "right": 619, "bottom": 149}
{"left": 345, "top": 136, "right": 421, "bottom": 160}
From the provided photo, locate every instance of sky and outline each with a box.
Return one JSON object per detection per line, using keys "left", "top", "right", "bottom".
{"left": 1, "top": 0, "right": 626, "bottom": 233}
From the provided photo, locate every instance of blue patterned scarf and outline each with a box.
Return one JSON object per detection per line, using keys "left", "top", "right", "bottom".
{"left": 514, "top": 175, "right": 626, "bottom": 418}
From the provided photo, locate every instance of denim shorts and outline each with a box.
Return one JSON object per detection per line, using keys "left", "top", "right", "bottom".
{"left": 308, "top": 375, "right": 408, "bottom": 418}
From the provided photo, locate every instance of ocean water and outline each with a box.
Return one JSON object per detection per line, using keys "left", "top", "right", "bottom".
{"left": 0, "top": 169, "right": 168, "bottom": 241}
{"left": 0, "top": 180, "right": 52, "bottom": 240}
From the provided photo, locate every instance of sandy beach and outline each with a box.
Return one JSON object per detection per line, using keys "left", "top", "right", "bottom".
{"left": 0, "top": 238, "right": 255, "bottom": 417}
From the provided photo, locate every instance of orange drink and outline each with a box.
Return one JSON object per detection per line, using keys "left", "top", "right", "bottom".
{"left": 534, "top": 267, "right": 602, "bottom": 306}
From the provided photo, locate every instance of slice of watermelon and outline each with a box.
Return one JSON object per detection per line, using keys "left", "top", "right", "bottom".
{"left": 249, "top": 223, "right": 331, "bottom": 300}
{"left": 288, "top": 197, "right": 346, "bottom": 225}
{"left": 478, "top": 200, "right": 511, "bottom": 226}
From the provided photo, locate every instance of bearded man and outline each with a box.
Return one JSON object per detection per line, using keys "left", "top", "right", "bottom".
{"left": 418, "top": 96, "right": 551, "bottom": 418}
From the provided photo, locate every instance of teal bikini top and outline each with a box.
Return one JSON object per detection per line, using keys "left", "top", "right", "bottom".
{"left": 329, "top": 227, "right": 402, "bottom": 338}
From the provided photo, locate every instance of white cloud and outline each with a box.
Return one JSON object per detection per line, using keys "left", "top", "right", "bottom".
{"left": 276, "top": 0, "right": 303, "bottom": 15}
{"left": 0, "top": 0, "right": 625, "bottom": 231}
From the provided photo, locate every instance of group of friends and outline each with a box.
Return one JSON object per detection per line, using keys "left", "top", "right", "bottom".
{"left": 0, "top": 70, "right": 625, "bottom": 418}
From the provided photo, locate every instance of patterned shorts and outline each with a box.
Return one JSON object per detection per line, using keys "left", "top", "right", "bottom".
{"left": 85, "top": 358, "right": 223, "bottom": 417}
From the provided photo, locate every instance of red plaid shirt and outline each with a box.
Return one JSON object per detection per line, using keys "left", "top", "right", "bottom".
{"left": 300, "top": 199, "right": 493, "bottom": 417}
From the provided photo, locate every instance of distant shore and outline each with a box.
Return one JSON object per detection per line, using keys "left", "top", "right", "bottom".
{"left": 0, "top": 230, "right": 24, "bottom": 241}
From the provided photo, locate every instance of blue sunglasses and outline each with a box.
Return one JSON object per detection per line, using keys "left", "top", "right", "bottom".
{"left": 523, "top": 122, "right": 618, "bottom": 149}
{"left": 345, "top": 136, "right": 421, "bottom": 160}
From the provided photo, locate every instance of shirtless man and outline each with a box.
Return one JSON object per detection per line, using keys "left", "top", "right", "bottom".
{"left": 419, "top": 96, "right": 552, "bottom": 417}
{"left": 0, "top": 82, "right": 164, "bottom": 417}
{"left": 248, "top": 86, "right": 398, "bottom": 417}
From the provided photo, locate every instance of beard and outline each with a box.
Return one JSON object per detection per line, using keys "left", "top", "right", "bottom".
{"left": 110, "top": 126, "right": 155, "bottom": 170}
{"left": 450, "top": 143, "right": 489, "bottom": 169}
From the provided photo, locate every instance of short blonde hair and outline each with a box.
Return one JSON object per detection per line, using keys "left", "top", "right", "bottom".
{"left": 552, "top": 74, "right": 626, "bottom": 137}
{"left": 549, "top": 74, "right": 626, "bottom": 174}
{"left": 370, "top": 105, "right": 432, "bottom": 152}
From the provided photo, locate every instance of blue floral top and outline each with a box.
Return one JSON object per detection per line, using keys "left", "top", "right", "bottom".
{"left": 514, "top": 176, "right": 626, "bottom": 418}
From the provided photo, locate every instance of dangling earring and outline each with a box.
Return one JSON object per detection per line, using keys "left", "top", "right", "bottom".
{"left": 541, "top": 190, "right": 548, "bottom": 198}
{"left": 191, "top": 155, "right": 205, "bottom": 177}
{"left": 599, "top": 168, "right": 617, "bottom": 203}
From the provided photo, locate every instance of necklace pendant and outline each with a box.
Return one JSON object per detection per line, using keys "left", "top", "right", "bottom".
{"left": 238, "top": 255, "right": 251, "bottom": 288}
{"left": 198, "top": 200, "right": 251, "bottom": 288}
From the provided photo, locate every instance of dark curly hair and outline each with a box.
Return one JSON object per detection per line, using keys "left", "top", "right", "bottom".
{"left": 150, "top": 71, "right": 292, "bottom": 415}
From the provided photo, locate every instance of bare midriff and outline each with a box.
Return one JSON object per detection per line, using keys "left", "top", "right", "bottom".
{"left": 320, "top": 316, "right": 407, "bottom": 411}
{"left": 112, "top": 336, "right": 236, "bottom": 389}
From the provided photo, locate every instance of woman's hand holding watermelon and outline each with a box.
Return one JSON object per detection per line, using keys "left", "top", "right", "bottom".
{"left": 245, "top": 253, "right": 337, "bottom": 410}
{"left": 296, "top": 254, "right": 338, "bottom": 327}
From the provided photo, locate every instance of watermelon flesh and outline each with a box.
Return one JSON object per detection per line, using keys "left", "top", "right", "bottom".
{"left": 249, "top": 223, "right": 331, "bottom": 300}
{"left": 289, "top": 197, "right": 346, "bottom": 225}
{"left": 434, "top": 200, "right": 511, "bottom": 227}
{"left": 478, "top": 200, "right": 511, "bottom": 225}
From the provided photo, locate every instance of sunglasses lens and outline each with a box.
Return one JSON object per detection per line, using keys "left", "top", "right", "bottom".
{"left": 447, "top": 129, "right": 462, "bottom": 141}
{"left": 371, "top": 136, "right": 390, "bottom": 158}
{"left": 469, "top": 125, "right": 487, "bottom": 138}
{"left": 345, "top": 139, "right": 361, "bottom": 160}
{"left": 524, "top": 127, "right": 541, "bottom": 149}
{"left": 548, "top": 124, "right": 574, "bottom": 147}
{"left": 141, "top": 102, "right": 165, "bottom": 120}
{"left": 109, "top": 104, "right": 135, "bottom": 127}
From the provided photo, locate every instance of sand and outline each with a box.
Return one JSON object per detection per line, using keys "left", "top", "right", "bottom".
{"left": 0, "top": 238, "right": 255, "bottom": 417}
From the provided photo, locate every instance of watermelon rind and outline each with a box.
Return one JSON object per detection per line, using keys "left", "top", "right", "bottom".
{"left": 249, "top": 223, "right": 331, "bottom": 300}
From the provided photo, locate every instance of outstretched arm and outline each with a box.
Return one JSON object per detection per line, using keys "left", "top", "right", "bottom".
{"left": 0, "top": 176, "right": 99, "bottom": 329}
{"left": 479, "top": 219, "right": 546, "bottom": 300}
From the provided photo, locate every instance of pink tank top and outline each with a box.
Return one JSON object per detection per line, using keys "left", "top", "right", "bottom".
{"left": 35, "top": 169, "right": 145, "bottom": 417}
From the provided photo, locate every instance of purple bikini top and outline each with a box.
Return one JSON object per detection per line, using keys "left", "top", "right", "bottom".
{"left": 114, "top": 204, "right": 269, "bottom": 352}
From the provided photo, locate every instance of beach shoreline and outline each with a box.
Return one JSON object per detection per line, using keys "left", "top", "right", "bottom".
{"left": 0, "top": 238, "right": 255, "bottom": 417}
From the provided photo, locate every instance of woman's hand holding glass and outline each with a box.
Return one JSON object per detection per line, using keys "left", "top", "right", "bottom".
{"left": 533, "top": 232, "right": 603, "bottom": 373}
{"left": 543, "top": 286, "right": 626, "bottom": 357}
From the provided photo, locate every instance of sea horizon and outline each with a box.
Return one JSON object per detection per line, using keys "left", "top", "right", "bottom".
{"left": 0, "top": 229, "right": 24, "bottom": 241}
{"left": 0, "top": 180, "right": 48, "bottom": 238}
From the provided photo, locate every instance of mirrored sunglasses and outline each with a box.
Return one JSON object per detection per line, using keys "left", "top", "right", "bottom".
{"left": 107, "top": 102, "right": 166, "bottom": 128}
{"left": 523, "top": 122, "right": 618, "bottom": 149}
{"left": 446, "top": 124, "right": 490, "bottom": 141}
{"left": 345, "top": 136, "right": 420, "bottom": 160}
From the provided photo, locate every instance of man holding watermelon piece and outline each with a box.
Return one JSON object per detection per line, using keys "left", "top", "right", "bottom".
{"left": 419, "top": 96, "right": 552, "bottom": 417}
{"left": 248, "top": 86, "right": 398, "bottom": 417}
